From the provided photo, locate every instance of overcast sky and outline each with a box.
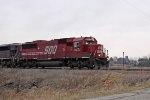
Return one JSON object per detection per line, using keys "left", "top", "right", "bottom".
{"left": 0, "top": 0, "right": 150, "bottom": 58}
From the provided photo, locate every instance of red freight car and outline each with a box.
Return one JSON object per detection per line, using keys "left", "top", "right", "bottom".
{"left": 19, "top": 37, "right": 109, "bottom": 69}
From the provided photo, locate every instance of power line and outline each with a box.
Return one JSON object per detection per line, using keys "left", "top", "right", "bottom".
{"left": 121, "top": 0, "right": 150, "bottom": 18}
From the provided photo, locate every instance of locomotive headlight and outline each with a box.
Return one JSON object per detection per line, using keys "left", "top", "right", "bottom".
{"left": 98, "top": 54, "right": 101, "bottom": 56}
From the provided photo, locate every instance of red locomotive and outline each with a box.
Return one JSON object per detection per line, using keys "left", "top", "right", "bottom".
{"left": 0, "top": 37, "right": 109, "bottom": 69}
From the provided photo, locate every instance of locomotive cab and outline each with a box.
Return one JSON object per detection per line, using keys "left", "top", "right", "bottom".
{"left": 80, "top": 37, "right": 109, "bottom": 68}
{"left": 81, "top": 37, "right": 103, "bottom": 57}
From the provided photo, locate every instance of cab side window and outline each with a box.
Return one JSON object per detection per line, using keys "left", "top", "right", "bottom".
{"left": 74, "top": 42, "right": 80, "bottom": 48}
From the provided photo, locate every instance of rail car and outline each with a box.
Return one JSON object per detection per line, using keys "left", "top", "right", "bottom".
{"left": 0, "top": 37, "right": 109, "bottom": 69}
{"left": 0, "top": 43, "right": 21, "bottom": 67}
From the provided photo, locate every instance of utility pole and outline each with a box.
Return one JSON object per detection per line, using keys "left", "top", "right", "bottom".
{"left": 123, "top": 52, "right": 125, "bottom": 68}
{"left": 107, "top": 50, "right": 108, "bottom": 56}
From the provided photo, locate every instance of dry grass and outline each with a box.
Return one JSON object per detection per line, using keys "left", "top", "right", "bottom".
{"left": 0, "top": 68, "right": 150, "bottom": 100}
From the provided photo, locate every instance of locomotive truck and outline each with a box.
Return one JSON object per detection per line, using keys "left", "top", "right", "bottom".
{"left": 0, "top": 37, "right": 109, "bottom": 69}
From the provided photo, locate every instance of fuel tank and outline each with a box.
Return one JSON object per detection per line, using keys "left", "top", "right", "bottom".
{"left": 37, "top": 61, "right": 64, "bottom": 67}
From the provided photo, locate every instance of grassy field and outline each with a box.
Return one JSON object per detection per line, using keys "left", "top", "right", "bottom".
{"left": 0, "top": 68, "right": 150, "bottom": 100}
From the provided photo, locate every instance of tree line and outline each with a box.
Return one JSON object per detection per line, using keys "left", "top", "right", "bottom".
{"left": 109, "top": 56, "right": 150, "bottom": 67}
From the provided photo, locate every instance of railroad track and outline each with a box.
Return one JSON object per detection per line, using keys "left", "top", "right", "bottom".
{"left": 1, "top": 66, "right": 150, "bottom": 71}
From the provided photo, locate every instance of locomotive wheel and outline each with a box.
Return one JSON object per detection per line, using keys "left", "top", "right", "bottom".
{"left": 88, "top": 63, "right": 95, "bottom": 69}
{"left": 35, "top": 65, "right": 39, "bottom": 68}
{"left": 88, "top": 60, "right": 95, "bottom": 69}
{"left": 10, "top": 63, "right": 16, "bottom": 68}
{"left": 68, "top": 61, "right": 74, "bottom": 69}
{"left": 78, "top": 64, "right": 82, "bottom": 69}
{"left": 1, "top": 61, "right": 7, "bottom": 68}
{"left": 94, "top": 60, "right": 101, "bottom": 70}
{"left": 97, "top": 64, "right": 101, "bottom": 69}
{"left": 78, "top": 61, "right": 82, "bottom": 70}
{"left": 70, "top": 65, "right": 74, "bottom": 69}
{"left": 90, "top": 64, "right": 95, "bottom": 69}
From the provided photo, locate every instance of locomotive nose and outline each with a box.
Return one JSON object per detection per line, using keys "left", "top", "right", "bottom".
{"left": 88, "top": 44, "right": 107, "bottom": 58}
{"left": 86, "top": 44, "right": 102, "bottom": 57}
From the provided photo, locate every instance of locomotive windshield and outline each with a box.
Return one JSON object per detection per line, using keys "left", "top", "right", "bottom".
{"left": 85, "top": 40, "right": 94, "bottom": 45}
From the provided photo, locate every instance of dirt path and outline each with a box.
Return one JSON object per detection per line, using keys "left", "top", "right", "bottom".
{"left": 84, "top": 88, "right": 150, "bottom": 100}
